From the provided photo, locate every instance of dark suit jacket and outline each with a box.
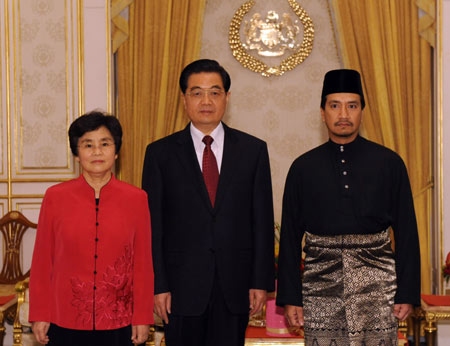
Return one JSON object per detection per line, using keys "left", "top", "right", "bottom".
{"left": 142, "top": 122, "right": 275, "bottom": 316}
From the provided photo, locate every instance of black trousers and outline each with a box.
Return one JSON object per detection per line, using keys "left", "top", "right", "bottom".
{"left": 47, "top": 324, "right": 135, "bottom": 346}
{"left": 164, "top": 274, "right": 249, "bottom": 346}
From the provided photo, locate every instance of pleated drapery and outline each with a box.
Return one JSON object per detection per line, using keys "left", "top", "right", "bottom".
{"left": 115, "top": 0, "right": 206, "bottom": 187}
{"left": 331, "top": 0, "right": 435, "bottom": 294}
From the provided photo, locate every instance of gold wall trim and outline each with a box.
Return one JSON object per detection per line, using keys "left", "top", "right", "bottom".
{"left": 19, "top": 165, "right": 72, "bottom": 170}
{"left": 0, "top": 1, "right": 4, "bottom": 177}
{"left": 15, "top": 202, "right": 42, "bottom": 212}
{"left": 13, "top": 0, "right": 19, "bottom": 179}
{"left": 5, "top": 0, "right": 12, "bottom": 211}
{"left": 106, "top": 0, "right": 112, "bottom": 113}
{"left": 77, "top": 0, "right": 84, "bottom": 115}
{"left": 17, "top": 0, "right": 23, "bottom": 174}
{"left": 0, "top": 194, "right": 45, "bottom": 198}
{"left": 15, "top": 203, "right": 42, "bottom": 218}
{"left": 438, "top": 0, "right": 443, "bottom": 293}
{"left": 14, "top": 170, "right": 77, "bottom": 176}
{"left": 66, "top": 0, "right": 71, "bottom": 167}
{"left": 0, "top": 178, "right": 71, "bottom": 182}
{"left": 70, "top": 0, "right": 76, "bottom": 148}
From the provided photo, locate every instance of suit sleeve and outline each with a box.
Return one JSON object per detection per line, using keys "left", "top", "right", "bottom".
{"left": 251, "top": 142, "right": 275, "bottom": 292}
{"left": 29, "top": 191, "right": 55, "bottom": 322}
{"left": 132, "top": 191, "right": 154, "bottom": 325}
{"left": 391, "top": 158, "right": 421, "bottom": 306}
{"left": 142, "top": 144, "right": 169, "bottom": 295}
{"left": 276, "top": 162, "right": 304, "bottom": 307}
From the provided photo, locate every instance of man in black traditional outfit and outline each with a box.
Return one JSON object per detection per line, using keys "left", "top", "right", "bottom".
{"left": 276, "top": 69, "right": 420, "bottom": 346}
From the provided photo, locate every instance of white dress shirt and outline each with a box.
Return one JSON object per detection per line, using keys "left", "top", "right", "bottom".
{"left": 190, "top": 122, "right": 224, "bottom": 173}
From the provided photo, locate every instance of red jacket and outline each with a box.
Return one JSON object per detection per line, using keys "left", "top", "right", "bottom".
{"left": 29, "top": 175, "right": 154, "bottom": 330}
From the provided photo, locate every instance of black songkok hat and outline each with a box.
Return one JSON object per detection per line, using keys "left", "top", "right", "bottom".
{"left": 321, "top": 69, "right": 365, "bottom": 109}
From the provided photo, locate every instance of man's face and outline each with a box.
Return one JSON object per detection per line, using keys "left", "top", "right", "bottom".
{"left": 321, "top": 92, "right": 362, "bottom": 143}
{"left": 183, "top": 72, "right": 229, "bottom": 135}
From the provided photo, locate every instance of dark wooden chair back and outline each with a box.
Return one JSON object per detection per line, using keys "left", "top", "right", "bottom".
{"left": 0, "top": 211, "right": 37, "bottom": 285}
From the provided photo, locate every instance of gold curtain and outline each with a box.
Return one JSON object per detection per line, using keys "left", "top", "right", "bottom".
{"left": 111, "top": 0, "right": 133, "bottom": 53}
{"left": 331, "top": 0, "right": 434, "bottom": 294}
{"left": 116, "top": 0, "right": 206, "bottom": 187}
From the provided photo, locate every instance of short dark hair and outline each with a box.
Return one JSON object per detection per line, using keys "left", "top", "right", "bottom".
{"left": 68, "top": 111, "right": 123, "bottom": 156}
{"left": 179, "top": 59, "right": 231, "bottom": 94}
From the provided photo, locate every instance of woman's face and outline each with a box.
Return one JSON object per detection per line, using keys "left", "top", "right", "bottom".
{"left": 75, "top": 126, "right": 117, "bottom": 176}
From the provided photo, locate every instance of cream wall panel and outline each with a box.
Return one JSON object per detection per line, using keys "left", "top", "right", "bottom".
{"left": 0, "top": 183, "right": 6, "bottom": 195}
{"left": 18, "top": 0, "right": 70, "bottom": 172}
{"left": 201, "top": 0, "right": 340, "bottom": 221}
{"left": 14, "top": 200, "right": 41, "bottom": 222}
{"left": 12, "top": 181, "right": 58, "bottom": 195}
{"left": 84, "top": 0, "right": 112, "bottom": 113}
{"left": 12, "top": 0, "right": 81, "bottom": 178}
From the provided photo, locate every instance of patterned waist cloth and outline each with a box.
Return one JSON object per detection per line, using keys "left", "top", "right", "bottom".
{"left": 302, "top": 230, "right": 398, "bottom": 346}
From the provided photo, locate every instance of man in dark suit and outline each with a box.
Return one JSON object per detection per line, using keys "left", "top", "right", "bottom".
{"left": 142, "top": 59, "right": 275, "bottom": 346}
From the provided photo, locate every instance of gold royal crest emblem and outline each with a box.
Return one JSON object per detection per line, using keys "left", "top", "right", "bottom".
{"left": 229, "top": 0, "right": 314, "bottom": 77}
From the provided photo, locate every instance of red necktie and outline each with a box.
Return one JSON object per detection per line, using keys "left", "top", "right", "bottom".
{"left": 202, "top": 135, "right": 219, "bottom": 206}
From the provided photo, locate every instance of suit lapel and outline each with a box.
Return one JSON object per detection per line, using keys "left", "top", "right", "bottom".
{"left": 176, "top": 125, "right": 213, "bottom": 212}
{"left": 214, "top": 124, "right": 240, "bottom": 212}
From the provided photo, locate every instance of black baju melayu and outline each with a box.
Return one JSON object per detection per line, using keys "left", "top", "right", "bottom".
{"left": 276, "top": 135, "right": 420, "bottom": 346}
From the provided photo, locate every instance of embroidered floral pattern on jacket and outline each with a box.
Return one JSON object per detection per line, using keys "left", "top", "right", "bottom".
{"left": 71, "top": 277, "right": 94, "bottom": 327}
{"left": 71, "top": 245, "right": 134, "bottom": 328}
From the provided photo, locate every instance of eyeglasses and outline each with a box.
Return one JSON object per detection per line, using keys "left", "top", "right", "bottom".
{"left": 186, "top": 88, "right": 226, "bottom": 99}
{"left": 78, "top": 141, "right": 115, "bottom": 151}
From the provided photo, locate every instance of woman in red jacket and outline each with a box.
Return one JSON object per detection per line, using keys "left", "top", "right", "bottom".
{"left": 29, "top": 112, "right": 154, "bottom": 346}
